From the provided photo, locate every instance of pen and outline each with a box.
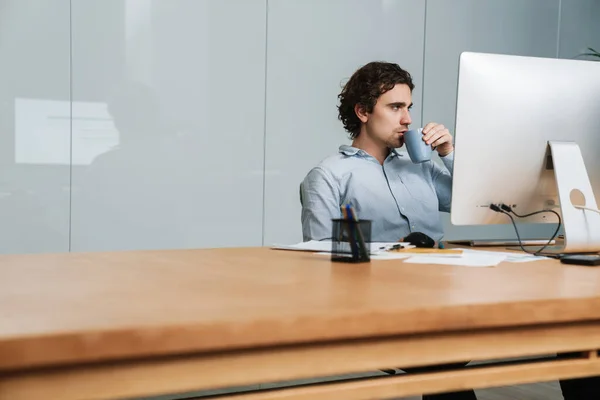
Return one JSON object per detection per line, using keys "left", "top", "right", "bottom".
{"left": 345, "top": 204, "right": 360, "bottom": 258}
{"left": 348, "top": 204, "right": 368, "bottom": 259}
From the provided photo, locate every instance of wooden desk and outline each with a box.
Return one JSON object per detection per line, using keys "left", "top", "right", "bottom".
{"left": 2, "top": 247, "right": 600, "bottom": 399}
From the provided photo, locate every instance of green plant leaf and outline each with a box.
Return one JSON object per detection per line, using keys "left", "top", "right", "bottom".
{"left": 576, "top": 47, "right": 600, "bottom": 59}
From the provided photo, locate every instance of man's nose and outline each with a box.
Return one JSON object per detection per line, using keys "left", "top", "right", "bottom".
{"left": 401, "top": 110, "right": 412, "bottom": 125}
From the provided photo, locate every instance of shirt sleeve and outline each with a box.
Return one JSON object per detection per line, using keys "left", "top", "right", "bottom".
{"left": 432, "top": 151, "right": 454, "bottom": 212}
{"left": 300, "top": 166, "right": 341, "bottom": 241}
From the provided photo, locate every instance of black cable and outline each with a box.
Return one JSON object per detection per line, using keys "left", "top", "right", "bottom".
{"left": 489, "top": 203, "right": 562, "bottom": 258}
{"left": 489, "top": 206, "right": 541, "bottom": 255}
{"left": 501, "top": 203, "right": 562, "bottom": 256}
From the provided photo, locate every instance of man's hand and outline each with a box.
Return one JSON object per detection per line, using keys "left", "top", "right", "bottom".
{"left": 422, "top": 122, "right": 454, "bottom": 157}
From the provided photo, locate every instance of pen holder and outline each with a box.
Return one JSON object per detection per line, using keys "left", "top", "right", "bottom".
{"left": 331, "top": 218, "right": 372, "bottom": 263}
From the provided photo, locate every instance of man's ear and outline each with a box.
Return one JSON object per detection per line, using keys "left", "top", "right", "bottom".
{"left": 354, "top": 104, "right": 369, "bottom": 123}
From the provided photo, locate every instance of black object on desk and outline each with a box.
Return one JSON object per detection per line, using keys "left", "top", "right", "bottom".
{"left": 560, "top": 254, "right": 600, "bottom": 266}
{"left": 404, "top": 231, "right": 435, "bottom": 248}
{"left": 331, "top": 218, "right": 371, "bottom": 263}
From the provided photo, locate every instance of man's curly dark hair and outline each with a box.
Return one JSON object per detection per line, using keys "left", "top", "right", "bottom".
{"left": 337, "top": 61, "right": 415, "bottom": 139}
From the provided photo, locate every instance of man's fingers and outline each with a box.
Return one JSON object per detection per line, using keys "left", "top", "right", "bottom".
{"left": 423, "top": 124, "right": 445, "bottom": 140}
{"left": 430, "top": 135, "right": 449, "bottom": 148}
{"left": 425, "top": 129, "right": 448, "bottom": 145}
{"left": 422, "top": 122, "right": 439, "bottom": 134}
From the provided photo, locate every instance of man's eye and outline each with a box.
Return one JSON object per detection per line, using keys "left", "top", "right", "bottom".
{"left": 391, "top": 106, "right": 400, "bottom": 111}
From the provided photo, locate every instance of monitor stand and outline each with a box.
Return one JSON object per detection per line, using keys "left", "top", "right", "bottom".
{"left": 543, "top": 141, "right": 600, "bottom": 254}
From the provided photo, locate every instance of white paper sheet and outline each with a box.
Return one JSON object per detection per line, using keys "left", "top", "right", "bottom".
{"left": 272, "top": 241, "right": 548, "bottom": 265}
{"left": 271, "top": 240, "right": 411, "bottom": 254}
{"left": 460, "top": 249, "right": 549, "bottom": 262}
{"left": 313, "top": 251, "right": 462, "bottom": 260}
{"left": 369, "top": 252, "right": 412, "bottom": 260}
{"left": 402, "top": 248, "right": 548, "bottom": 267}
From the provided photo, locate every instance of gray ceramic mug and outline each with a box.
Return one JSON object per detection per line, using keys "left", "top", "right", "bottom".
{"left": 404, "top": 128, "right": 432, "bottom": 163}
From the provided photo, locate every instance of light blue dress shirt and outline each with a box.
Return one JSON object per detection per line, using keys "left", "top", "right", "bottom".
{"left": 300, "top": 145, "right": 454, "bottom": 242}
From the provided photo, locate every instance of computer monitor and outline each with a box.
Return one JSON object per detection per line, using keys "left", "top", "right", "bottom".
{"left": 451, "top": 52, "right": 600, "bottom": 254}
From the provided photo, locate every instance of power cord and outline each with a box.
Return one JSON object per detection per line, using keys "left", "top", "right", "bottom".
{"left": 573, "top": 205, "right": 600, "bottom": 215}
{"left": 489, "top": 203, "right": 562, "bottom": 258}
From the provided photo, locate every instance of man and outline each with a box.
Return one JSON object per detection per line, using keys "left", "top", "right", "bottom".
{"left": 300, "top": 61, "right": 475, "bottom": 400}
{"left": 301, "top": 61, "right": 453, "bottom": 244}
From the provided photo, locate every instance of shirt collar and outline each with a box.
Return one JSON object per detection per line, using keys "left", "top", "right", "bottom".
{"left": 338, "top": 145, "right": 403, "bottom": 159}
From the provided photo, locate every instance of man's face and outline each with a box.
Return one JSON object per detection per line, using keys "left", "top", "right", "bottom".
{"left": 362, "top": 83, "right": 413, "bottom": 149}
